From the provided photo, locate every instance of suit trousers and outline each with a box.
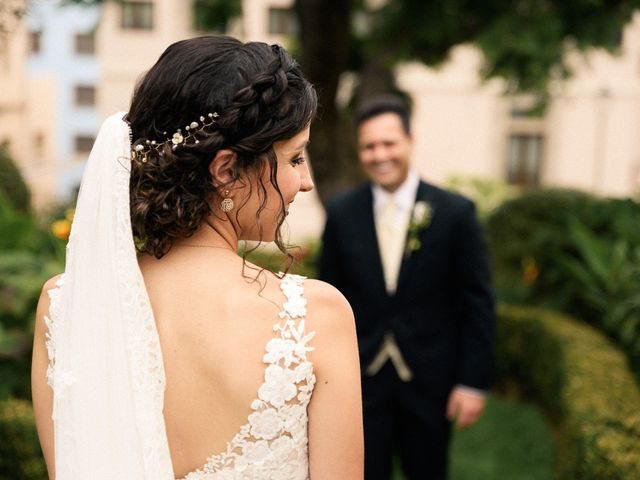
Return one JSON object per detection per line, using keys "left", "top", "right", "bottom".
{"left": 363, "top": 361, "right": 452, "bottom": 480}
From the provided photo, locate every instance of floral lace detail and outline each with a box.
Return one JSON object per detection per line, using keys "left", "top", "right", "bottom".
{"left": 181, "top": 274, "right": 316, "bottom": 480}
{"left": 44, "top": 275, "right": 75, "bottom": 403}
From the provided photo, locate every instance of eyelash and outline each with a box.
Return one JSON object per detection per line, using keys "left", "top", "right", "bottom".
{"left": 291, "top": 156, "right": 305, "bottom": 166}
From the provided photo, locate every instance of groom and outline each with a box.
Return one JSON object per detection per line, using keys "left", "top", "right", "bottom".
{"left": 319, "top": 95, "right": 495, "bottom": 479}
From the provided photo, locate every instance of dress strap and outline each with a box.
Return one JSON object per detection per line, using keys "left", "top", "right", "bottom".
{"left": 280, "top": 273, "right": 307, "bottom": 318}
{"left": 265, "top": 274, "right": 315, "bottom": 365}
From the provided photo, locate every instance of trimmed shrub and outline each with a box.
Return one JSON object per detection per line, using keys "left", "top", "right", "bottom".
{"left": 0, "top": 398, "right": 47, "bottom": 479}
{"left": 498, "top": 305, "right": 640, "bottom": 479}
{"left": 486, "top": 188, "right": 640, "bottom": 374}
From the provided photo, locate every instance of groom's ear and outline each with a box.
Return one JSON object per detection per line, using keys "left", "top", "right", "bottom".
{"left": 208, "top": 149, "right": 238, "bottom": 187}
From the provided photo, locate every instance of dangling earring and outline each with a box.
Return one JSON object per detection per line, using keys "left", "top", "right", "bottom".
{"left": 220, "top": 189, "right": 234, "bottom": 212}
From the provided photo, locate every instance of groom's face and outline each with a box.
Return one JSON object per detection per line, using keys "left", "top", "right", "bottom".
{"left": 357, "top": 112, "right": 412, "bottom": 193}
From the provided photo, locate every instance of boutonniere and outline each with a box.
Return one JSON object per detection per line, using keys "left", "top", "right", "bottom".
{"left": 405, "top": 200, "right": 433, "bottom": 256}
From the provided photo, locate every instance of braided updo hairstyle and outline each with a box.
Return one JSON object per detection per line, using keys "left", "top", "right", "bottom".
{"left": 127, "top": 35, "right": 317, "bottom": 258}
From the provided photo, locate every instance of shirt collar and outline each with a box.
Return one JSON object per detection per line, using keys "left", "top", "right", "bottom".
{"left": 371, "top": 170, "right": 420, "bottom": 212}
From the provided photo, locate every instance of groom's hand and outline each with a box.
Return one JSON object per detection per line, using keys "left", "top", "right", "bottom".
{"left": 446, "top": 387, "right": 486, "bottom": 429}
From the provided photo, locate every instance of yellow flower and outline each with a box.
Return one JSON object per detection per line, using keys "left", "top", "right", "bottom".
{"left": 51, "top": 219, "right": 71, "bottom": 240}
{"left": 65, "top": 208, "right": 75, "bottom": 222}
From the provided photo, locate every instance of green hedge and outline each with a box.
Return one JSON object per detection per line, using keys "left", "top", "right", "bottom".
{"left": 497, "top": 305, "right": 640, "bottom": 479}
{"left": 485, "top": 188, "right": 640, "bottom": 373}
{"left": 0, "top": 398, "right": 47, "bottom": 479}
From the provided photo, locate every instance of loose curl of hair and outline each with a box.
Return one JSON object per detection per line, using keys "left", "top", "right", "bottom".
{"left": 127, "top": 36, "right": 317, "bottom": 260}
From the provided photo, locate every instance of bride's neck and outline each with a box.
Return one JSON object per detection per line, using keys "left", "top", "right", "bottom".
{"left": 176, "top": 217, "right": 238, "bottom": 251}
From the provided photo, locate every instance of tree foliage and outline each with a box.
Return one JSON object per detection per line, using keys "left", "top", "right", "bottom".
{"left": 192, "top": 0, "right": 241, "bottom": 32}
{"left": 364, "top": 1, "right": 638, "bottom": 91}
{"left": 0, "top": 146, "right": 31, "bottom": 213}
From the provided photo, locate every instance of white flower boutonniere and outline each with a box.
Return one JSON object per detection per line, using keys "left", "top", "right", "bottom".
{"left": 405, "top": 200, "right": 433, "bottom": 256}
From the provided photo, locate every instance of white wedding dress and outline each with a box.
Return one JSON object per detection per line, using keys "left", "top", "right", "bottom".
{"left": 43, "top": 113, "right": 316, "bottom": 479}
{"left": 47, "top": 273, "right": 316, "bottom": 480}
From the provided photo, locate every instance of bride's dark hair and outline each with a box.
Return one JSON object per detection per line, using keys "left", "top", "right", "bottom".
{"left": 127, "top": 35, "right": 317, "bottom": 259}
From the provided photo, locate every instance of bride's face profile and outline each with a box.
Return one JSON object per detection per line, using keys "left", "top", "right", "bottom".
{"left": 227, "top": 126, "right": 313, "bottom": 242}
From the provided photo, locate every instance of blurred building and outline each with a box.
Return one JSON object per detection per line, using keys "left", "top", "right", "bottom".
{"left": 97, "top": 0, "right": 294, "bottom": 115}
{"left": 26, "top": 0, "right": 101, "bottom": 201}
{"left": 0, "top": 13, "right": 34, "bottom": 199}
{"left": 400, "top": 12, "right": 640, "bottom": 200}
{"left": 2, "top": 2, "right": 640, "bottom": 240}
{"left": 0, "top": 0, "right": 99, "bottom": 207}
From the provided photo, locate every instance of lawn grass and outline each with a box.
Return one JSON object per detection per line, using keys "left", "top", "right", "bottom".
{"left": 392, "top": 394, "right": 555, "bottom": 480}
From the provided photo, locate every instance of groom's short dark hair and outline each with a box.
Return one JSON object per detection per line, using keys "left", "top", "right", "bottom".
{"left": 355, "top": 95, "right": 411, "bottom": 134}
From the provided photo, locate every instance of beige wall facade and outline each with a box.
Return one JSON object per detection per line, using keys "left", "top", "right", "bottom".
{"left": 0, "top": 23, "right": 57, "bottom": 208}
{"left": 400, "top": 11, "right": 640, "bottom": 199}
{"left": 98, "top": 0, "right": 193, "bottom": 116}
{"left": 98, "top": 0, "right": 294, "bottom": 116}
{"left": 0, "top": 24, "right": 30, "bottom": 168}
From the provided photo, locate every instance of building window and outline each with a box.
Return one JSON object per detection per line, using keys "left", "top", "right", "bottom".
{"left": 75, "top": 85, "right": 96, "bottom": 106}
{"left": 121, "top": 1, "right": 154, "bottom": 30}
{"left": 75, "top": 32, "right": 95, "bottom": 54}
{"left": 29, "top": 31, "right": 42, "bottom": 54}
{"left": 268, "top": 7, "right": 295, "bottom": 35}
{"left": 507, "top": 134, "right": 543, "bottom": 186}
{"left": 75, "top": 135, "right": 95, "bottom": 154}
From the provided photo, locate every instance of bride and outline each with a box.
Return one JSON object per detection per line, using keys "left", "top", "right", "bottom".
{"left": 31, "top": 35, "right": 363, "bottom": 479}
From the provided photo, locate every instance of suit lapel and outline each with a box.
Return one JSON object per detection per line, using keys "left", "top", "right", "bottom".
{"left": 395, "top": 181, "right": 436, "bottom": 295}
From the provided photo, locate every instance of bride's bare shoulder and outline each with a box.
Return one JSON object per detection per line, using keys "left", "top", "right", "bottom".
{"left": 36, "top": 275, "right": 64, "bottom": 315}
{"left": 42, "top": 274, "right": 63, "bottom": 292}
{"left": 301, "top": 278, "right": 354, "bottom": 334}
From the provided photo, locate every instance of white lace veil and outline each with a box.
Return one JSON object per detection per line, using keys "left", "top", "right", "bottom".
{"left": 48, "top": 113, "right": 174, "bottom": 479}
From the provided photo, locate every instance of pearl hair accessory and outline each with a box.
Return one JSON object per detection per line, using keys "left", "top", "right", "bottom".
{"left": 131, "top": 112, "right": 219, "bottom": 163}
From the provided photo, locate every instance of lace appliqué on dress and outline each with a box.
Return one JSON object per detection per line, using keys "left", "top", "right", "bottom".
{"left": 181, "top": 274, "right": 316, "bottom": 480}
{"left": 44, "top": 275, "right": 75, "bottom": 404}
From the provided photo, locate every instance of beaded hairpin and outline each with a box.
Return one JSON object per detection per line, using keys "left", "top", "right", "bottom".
{"left": 131, "top": 112, "right": 219, "bottom": 163}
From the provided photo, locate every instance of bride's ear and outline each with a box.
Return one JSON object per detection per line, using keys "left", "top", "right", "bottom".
{"left": 208, "top": 149, "right": 238, "bottom": 187}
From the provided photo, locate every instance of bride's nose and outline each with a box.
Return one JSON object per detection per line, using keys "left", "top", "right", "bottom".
{"left": 299, "top": 162, "right": 314, "bottom": 192}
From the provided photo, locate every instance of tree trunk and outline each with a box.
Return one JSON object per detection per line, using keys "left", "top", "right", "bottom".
{"left": 353, "top": 53, "right": 398, "bottom": 106}
{"left": 294, "top": 0, "right": 360, "bottom": 207}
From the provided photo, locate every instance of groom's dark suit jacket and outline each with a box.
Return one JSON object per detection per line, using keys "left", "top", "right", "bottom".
{"left": 319, "top": 180, "right": 495, "bottom": 399}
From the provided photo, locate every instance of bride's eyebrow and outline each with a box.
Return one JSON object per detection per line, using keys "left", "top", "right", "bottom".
{"left": 282, "top": 140, "right": 310, "bottom": 160}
